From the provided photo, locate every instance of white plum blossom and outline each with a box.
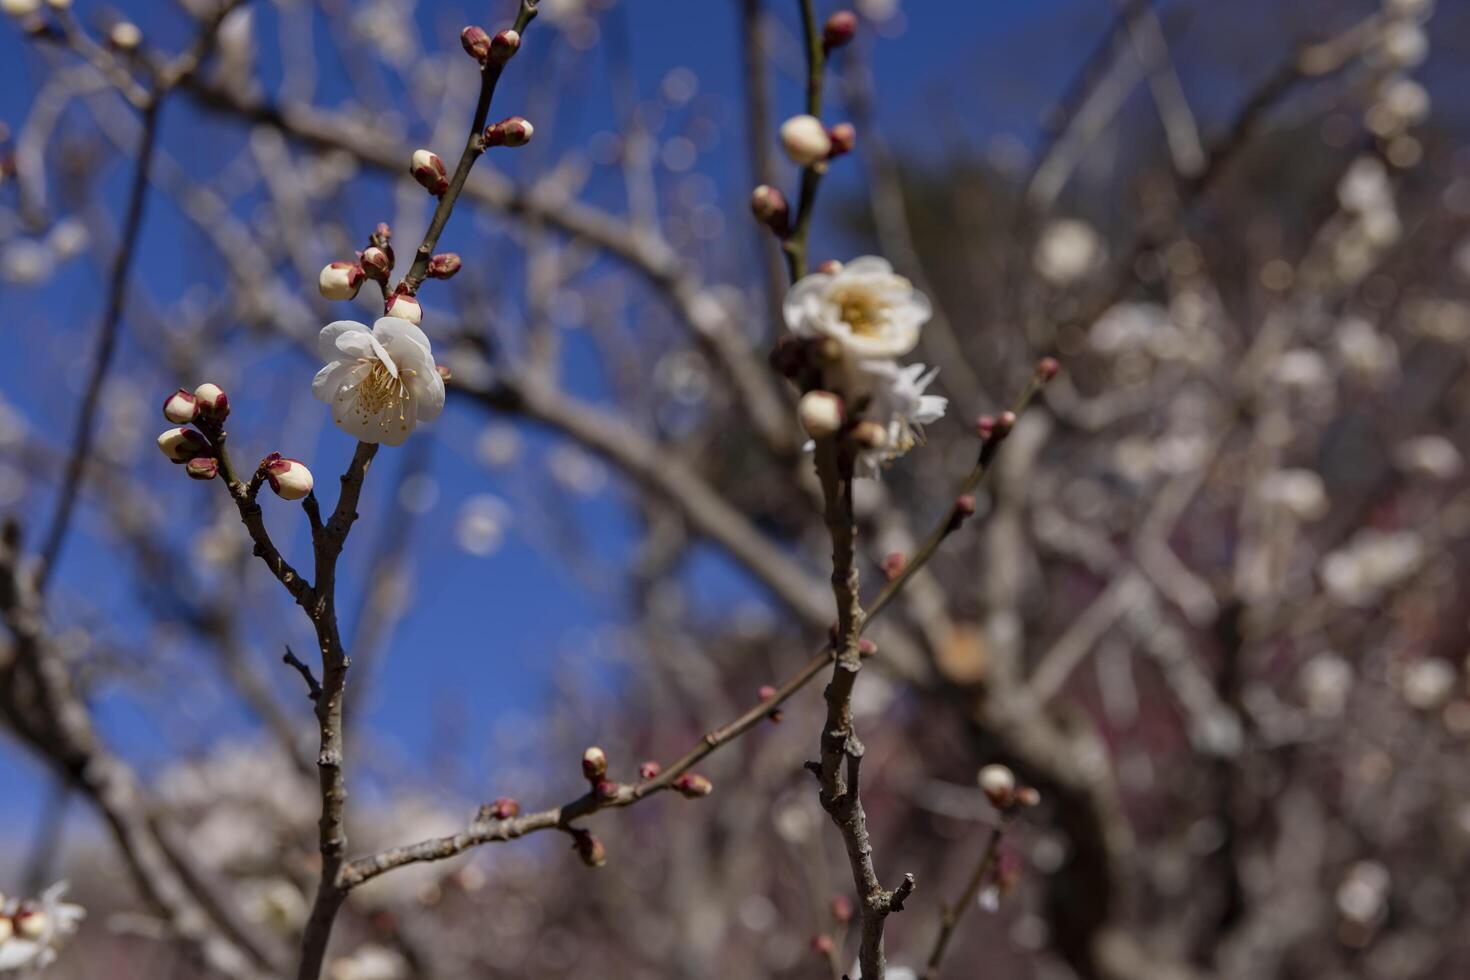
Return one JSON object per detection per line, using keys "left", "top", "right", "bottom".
{"left": 851, "top": 360, "right": 947, "bottom": 477}
{"left": 784, "top": 256, "right": 931, "bottom": 362}
{"left": 1034, "top": 218, "right": 1103, "bottom": 286}
{"left": 1319, "top": 528, "right": 1424, "bottom": 606}
{"left": 0, "top": 882, "right": 85, "bottom": 972}
{"left": 313, "top": 318, "right": 445, "bottom": 446}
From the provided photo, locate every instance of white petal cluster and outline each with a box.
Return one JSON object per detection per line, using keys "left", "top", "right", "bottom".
{"left": 782, "top": 256, "right": 945, "bottom": 478}
{"left": 0, "top": 882, "right": 85, "bottom": 973}
{"left": 313, "top": 318, "right": 445, "bottom": 446}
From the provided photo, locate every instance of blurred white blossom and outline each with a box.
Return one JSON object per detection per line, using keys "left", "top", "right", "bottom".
{"left": 1034, "top": 218, "right": 1103, "bottom": 286}
{"left": 1320, "top": 529, "right": 1424, "bottom": 606}
{"left": 0, "top": 882, "right": 85, "bottom": 973}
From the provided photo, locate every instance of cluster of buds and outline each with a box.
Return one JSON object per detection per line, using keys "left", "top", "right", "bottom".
{"left": 410, "top": 149, "right": 450, "bottom": 196}
{"left": 319, "top": 224, "right": 395, "bottom": 303}
{"left": 484, "top": 116, "right": 534, "bottom": 148}
{"left": 157, "top": 382, "right": 232, "bottom": 480}
{"left": 461, "top": 26, "right": 520, "bottom": 66}
{"left": 977, "top": 764, "right": 1041, "bottom": 812}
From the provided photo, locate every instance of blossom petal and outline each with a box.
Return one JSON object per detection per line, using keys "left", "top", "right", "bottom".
{"left": 312, "top": 360, "right": 357, "bottom": 403}
{"left": 407, "top": 368, "right": 446, "bottom": 423}
{"left": 782, "top": 270, "right": 835, "bottom": 337}
{"left": 373, "top": 316, "right": 432, "bottom": 356}
{"left": 319, "top": 320, "right": 371, "bottom": 361}
{"left": 840, "top": 255, "right": 894, "bottom": 279}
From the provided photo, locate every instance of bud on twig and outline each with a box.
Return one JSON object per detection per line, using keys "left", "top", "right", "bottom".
{"left": 460, "top": 25, "right": 492, "bottom": 62}
{"left": 881, "top": 552, "right": 907, "bottom": 581}
{"left": 850, "top": 419, "right": 888, "bottom": 449}
{"left": 975, "top": 414, "right": 995, "bottom": 440}
{"left": 993, "top": 411, "right": 1016, "bottom": 440}
{"left": 638, "top": 761, "right": 661, "bottom": 780}
{"left": 384, "top": 290, "right": 422, "bottom": 325}
{"left": 582, "top": 746, "right": 607, "bottom": 782}
{"left": 815, "top": 259, "right": 844, "bottom": 275}
{"left": 489, "top": 29, "right": 520, "bottom": 65}
{"left": 109, "top": 21, "right": 141, "bottom": 51}
{"left": 823, "top": 11, "right": 858, "bottom": 51}
{"left": 572, "top": 829, "right": 606, "bottom": 868}
{"left": 265, "top": 456, "right": 314, "bottom": 501}
{"left": 427, "top": 253, "right": 462, "bottom": 279}
{"left": 595, "top": 779, "right": 620, "bottom": 802}
{"left": 193, "top": 383, "right": 228, "bottom": 423}
{"left": 830, "top": 894, "right": 853, "bottom": 923}
{"left": 162, "top": 388, "right": 198, "bottom": 424}
{"left": 319, "top": 261, "right": 366, "bottom": 301}
{"left": 826, "top": 122, "right": 856, "bottom": 157}
{"left": 978, "top": 764, "right": 1016, "bottom": 809}
{"left": 485, "top": 117, "right": 534, "bottom": 148}
{"left": 798, "top": 390, "right": 845, "bottom": 438}
{"left": 373, "top": 222, "right": 392, "bottom": 245}
{"left": 410, "top": 149, "right": 450, "bottom": 196}
{"left": 436, "top": 364, "right": 452, "bottom": 384}
{"left": 858, "top": 637, "right": 877, "bottom": 656}
{"left": 673, "top": 773, "right": 713, "bottom": 798}
{"left": 781, "top": 114, "right": 833, "bottom": 168}
{"left": 360, "top": 246, "right": 392, "bottom": 282}
{"left": 1036, "top": 356, "right": 1060, "bottom": 382}
{"left": 1015, "top": 786, "right": 1042, "bottom": 808}
{"left": 185, "top": 457, "right": 219, "bottom": 481}
{"left": 158, "top": 427, "right": 210, "bottom": 463}
{"left": 750, "top": 184, "right": 789, "bottom": 234}
{"left": 811, "top": 934, "right": 835, "bottom": 956}
{"left": 486, "top": 797, "right": 517, "bottom": 820}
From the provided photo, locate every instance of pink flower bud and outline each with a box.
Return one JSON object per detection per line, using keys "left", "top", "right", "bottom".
{"left": 582, "top": 746, "right": 608, "bottom": 781}
{"left": 830, "top": 894, "right": 853, "bottom": 922}
{"left": 360, "top": 245, "right": 392, "bottom": 282}
{"left": 827, "top": 122, "right": 856, "bottom": 157}
{"left": 194, "top": 382, "right": 229, "bottom": 422}
{"left": 978, "top": 763, "right": 1016, "bottom": 809}
{"left": 1015, "top": 786, "right": 1041, "bottom": 808}
{"left": 484, "top": 116, "right": 534, "bottom": 148}
{"left": 384, "top": 291, "right": 422, "bottom": 325}
{"left": 750, "top": 184, "right": 789, "bottom": 233}
{"left": 595, "top": 779, "right": 620, "bottom": 801}
{"left": 858, "top": 637, "right": 877, "bottom": 656}
{"left": 158, "top": 427, "right": 210, "bottom": 463}
{"left": 758, "top": 684, "right": 778, "bottom": 701}
{"left": 672, "top": 773, "right": 713, "bottom": 798}
{"left": 638, "top": 760, "right": 661, "bottom": 780}
{"left": 1036, "top": 356, "right": 1059, "bottom": 381}
{"left": 318, "top": 261, "right": 365, "bottom": 301}
{"left": 162, "top": 388, "right": 198, "bottom": 424}
{"left": 489, "top": 28, "right": 520, "bottom": 65}
{"left": 572, "top": 830, "right": 607, "bottom": 868}
{"left": 975, "top": 414, "right": 995, "bottom": 439}
{"left": 460, "top": 25, "right": 492, "bottom": 62}
{"left": 266, "top": 457, "right": 314, "bottom": 501}
{"left": 811, "top": 934, "right": 834, "bottom": 956}
{"left": 780, "top": 114, "right": 832, "bottom": 167}
{"left": 881, "top": 552, "right": 907, "bottom": 581}
{"left": 492, "top": 797, "right": 519, "bottom": 819}
{"left": 427, "top": 253, "right": 462, "bottom": 279}
{"left": 798, "top": 390, "right": 845, "bottom": 438}
{"left": 410, "top": 149, "right": 450, "bottom": 196}
{"left": 822, "top": 11, "right": 858, "bottom": 50}
{"left": 436, "top": 364, "right": 453, "bottom": 383}
{"left": 185, "top": 456, "right": 219, "bottom": 481}
{"left": 816, "top": 259, "right": 844, "bottom": 275}
{"left": 955, "top": 494, "right": 977, "bottom": 517}
{"left": 993, "top": 411, "right": 1016, "bottom": 439}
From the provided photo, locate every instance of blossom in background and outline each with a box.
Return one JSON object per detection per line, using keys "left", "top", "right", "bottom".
{"left": 854, "top": 360, "right": 947, "bottom": 477}
{"left": 313, "top": 318, "right": 444, "bottom": 446}
{"left": 0, "top": 882, "right": 85, "bottom": 973}
{"left": 784, "top": 256, "right": 930, "bottom": 361}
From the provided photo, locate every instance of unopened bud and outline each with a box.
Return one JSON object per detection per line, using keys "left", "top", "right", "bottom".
{"left": 827, "top": 122, "right": 856, "bottom": 157}
{"left": 436, "top": 364, "right": 452, "bottom": 384}
{"left": 824, "top": 10, "right": 858, "bottom": 49}
{"left": 158, "top": 427, "right": 210, "bottom": 463}
{"left": 798, "top": 390, "right": 845, "bottom": 438}
{"left": 993, "top": 411, "right": 1016, "bottom": 439}
{"left": 857, "top": 637, "right": 877, "bottom": 656}
{"left": 0, "top": 916, "right": 10, "bottom": 944}
{"left": 460, "top": 25, "right": 492, "bottom": 62}
{"left": 194, "top": 382, "right": 229, "bottom": 422}
{"left": 811, "top": 934, "right": 835, "bottom": 956}
{"left": 489, "top": 28, "right": 520, "bottom": 65}
{"left": 492, "top": 797, "right": 520, "bottom": 819}
{"left": 185, "top": 456, "right": 219, "bottom": 481}
{"left": 978, "top": 763, "right": 1016, "bottom": 808}
{"left": 485, "top": 116, "right": 534, "bottom": 148}
{"left": 781, "top": 114, "right": 833, "bottom": 167}
{"left": 673, "top": 773, "right": 713, "bottom": 798}
{"left": 410, "top": 149, "right": 450, "bottom": 196}
{"left": 1015, "top": 786, "right": 1041, "bottom": 808}
{"left": 759, "top": 684, "right": 783, "bottom": 723}
{"left": 360, "top": 245, "right": 392, "bottom": 281}
{"left": 975, "top": 414, "right": 995, "bottom": 439}
{"left": 162, "top": 388, "right": 199, "bottom": 424}
{"left": 266, "top": 456, "right": 314, "bottom": 501}
{"left": 384, "top": 291, "right": 422, "bottom": 325}
{"left": 850, "top": 419, "right": 888, "bottom": 449}
{"left": 881, "top": 552, "right": 907, "bottom": 581}
{"left": 582, "top": 746, "right": 608, "bottom": 781}
{"left": 638, "top": 760, "right": 661, "bottom": 780}
{"left": 830, "top": 894, "right": 853, "bottom": 922}
{"left": 572, "top": 830, "right": 607, "bottom": 868}
{"left": 816, "top": 259, "right": 844, "bottom": 275}
{"left": 44, "top": 0, "right": 69, "bottom": 8}
{"left": 1036, "top": 356, "right": 1059, "bottom": 381}
{"left": 427, "top": 252, "right": 462, "bottom": 279}
{"left": 374, "top": 222, "right": 392, "bottom": 244}
{"left": 595, "top": 779, "right": 620, "bottom": 801}
{"left": 318, "top": 261, "right": 365, "bottom": 301}
{"left": 750, "top": 184, "right": 789, "bottom": 233}
{"left": 2, "top": 0, "right": 41, "bottom": 16}
{"left": 13, "top": 910, "right": 47, "bottom": 940}
{"left": 109, "top": 21, "right": 141, "bottom": 51}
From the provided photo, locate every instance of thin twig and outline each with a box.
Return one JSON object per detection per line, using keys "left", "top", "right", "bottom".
{"left": 920, "top": 824, "right": 1008, "bottom": 980}
{"left": 283, "top": 647, "right": 323, "bottom": 701}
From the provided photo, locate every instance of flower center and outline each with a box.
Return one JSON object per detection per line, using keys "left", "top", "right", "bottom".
{"left": 830, "top": 285, "right": 888, "bottom": 337}
{"left": 358, "top": 360, "right": 408, "bottom": 416}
